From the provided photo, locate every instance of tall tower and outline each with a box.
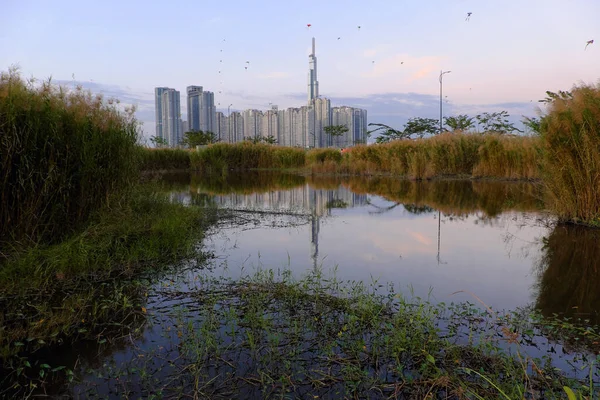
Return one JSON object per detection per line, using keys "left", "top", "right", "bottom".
{"left": 307, "top": 37, "right": 319, "bottom": 104}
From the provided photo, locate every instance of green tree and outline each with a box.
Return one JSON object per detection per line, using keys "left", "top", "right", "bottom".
{"left": 324, "top": 124, "right": 349, "bottom": 144}
{"left": 403, "top": 117, "right": 440, "bottom": 138}
{"left": 150, "top": 135, "right": 169, "bottom": 148}
{"left": 262, "top": 135, "right": 278, "bottom": 144}
{"left": 522, "top": 116, "right": 542, "bottom": 135}
{"left": 475, "top": 111, "right": 522, "bottom": 134}
{"left": 368, "top": 123, "right": 407, "bottom": 143}
{"left": 181, "top": 130, "right": 219, "bottom": 148}
{"left": 444, "top": 115, "right": 475, "bottom": 132}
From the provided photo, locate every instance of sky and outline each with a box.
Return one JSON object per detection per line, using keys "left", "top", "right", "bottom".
{"left": 2, "top": 0, "right": 599, "bottom": 142}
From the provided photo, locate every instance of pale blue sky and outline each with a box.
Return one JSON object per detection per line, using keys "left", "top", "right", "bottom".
{"left": 2, "top": 0, "right": 598, "bottom": 139}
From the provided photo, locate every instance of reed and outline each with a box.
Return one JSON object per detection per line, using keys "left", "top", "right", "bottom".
{"left": 190, "top": 142, "right": 305, "bottom": 172}
{"left": 0, "top": 68, "right": 140, "bottom": 246}
{"left": 539, "top": 81, "right": 600, "bottom": 225}
{"left": 310, "top": 133, "right": 541, "bottom": 180}
{"left": 138, "top": 148, "right": 191, "bottom": 171}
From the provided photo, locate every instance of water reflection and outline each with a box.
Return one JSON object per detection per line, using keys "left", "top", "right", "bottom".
{"left": 534, "top": 224, "right": 600, "bottom": 323}
{"left": 161, "top": 171, "right": 600, "bottom": 324}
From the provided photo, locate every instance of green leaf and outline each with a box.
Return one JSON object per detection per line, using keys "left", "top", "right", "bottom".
{"left": 426, "top": 354, "right": 435, "bottom": 364}
{"left": 563, "top": 386, "right": 577, "bottom": 400}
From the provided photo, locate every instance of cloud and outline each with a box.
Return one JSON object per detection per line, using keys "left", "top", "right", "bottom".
{"left": 257, "top": 71, "right": 290, "bottom": 79}
{"left": 361, "top": 54, "right": 444, "bottom": 84}
{"left": 362, "top": 44, "right": 392, "bottom": 58}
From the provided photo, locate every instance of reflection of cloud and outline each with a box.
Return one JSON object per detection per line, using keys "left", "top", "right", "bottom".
{"left": 364, "top": 221, "right": 436, "bottom": 258}
{"left": 409, "top": 231, "right": 432, "bottom": 246}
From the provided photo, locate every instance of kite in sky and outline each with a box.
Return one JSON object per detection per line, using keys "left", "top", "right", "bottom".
{"left": 358, "top": 25, "right": 361, "bottom": 30}
{"left": 585, "top": 39, "right": 594, "bottom": 50}
{"left": 465, "top": 12, "right": 472, "bottom": 22}
{"left": 307, "top": 23, "right": 311, "bottom": 30}
{"left": 337, "top": 37, "right": 341, "bottom": 40}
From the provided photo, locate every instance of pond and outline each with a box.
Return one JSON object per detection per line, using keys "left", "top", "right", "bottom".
{"left": 18, "top": 171, "right": 600, "bottom": 398}
{"left": 162, "top": 171, "right": 599, "bottom": 322}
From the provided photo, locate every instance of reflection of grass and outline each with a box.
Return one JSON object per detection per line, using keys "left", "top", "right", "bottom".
{"left": 326, "top": 199, "right": 348, "bottom": 209}
{"left": 535, "top": 224, "right": 600, "bottom": 325}
{"left": 0, "top": 183, "right": 218, "bottom": 396}
{"left": 69, "top": 268, "right": 599, "bottom": 399}
{"left": 343, "top": 177, "right": 544, "bottom": 217}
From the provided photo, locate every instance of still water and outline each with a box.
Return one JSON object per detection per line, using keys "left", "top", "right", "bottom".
{"left": 37, "top": 172, "right": 600, "bottom": 397}
{"left": 162, "top": 171, "right": 597, "bottom": 321}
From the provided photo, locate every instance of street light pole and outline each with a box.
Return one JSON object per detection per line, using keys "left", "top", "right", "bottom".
{"left": 227, "top": 104, "right": 233, "bottom": 143}
{"left": 439, "top": 70, "right": 451, "bottom": 133}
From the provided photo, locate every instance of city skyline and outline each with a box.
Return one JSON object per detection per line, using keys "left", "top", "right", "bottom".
{"left": 3, "top": 0, "right": 598, "bottom": 140}
{"left": 155, "top": 37, "right": 368, "bottom": 148}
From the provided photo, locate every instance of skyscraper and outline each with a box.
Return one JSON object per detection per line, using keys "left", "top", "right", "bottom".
{"left": 154, "top": 87, "right": 170, "bottom": 142}
{"left": 187, "top": 86, "right": 216, "bottom": 133}
{"left": 307, "top": 37, "right": 318, "bottom": 104}
{"left": 186, "top": 86, "right": 203, "bottom": 132}
{"left": 161, "top": 88, "right": 181, "bottom": 147}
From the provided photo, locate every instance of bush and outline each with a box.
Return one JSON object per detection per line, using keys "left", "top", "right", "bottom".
{"left": 0, "top": 68, "right": 140, "bottom": 245}
{"left": 539, "top": 81, "right": 600, "bottom": 224}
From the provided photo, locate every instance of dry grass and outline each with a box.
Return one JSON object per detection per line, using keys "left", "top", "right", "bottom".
{"left": 310, "top": 133, "right": 541, "bottom": 180}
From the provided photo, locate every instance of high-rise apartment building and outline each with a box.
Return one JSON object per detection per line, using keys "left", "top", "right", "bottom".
{"left": 161, "top": 88, "right": 181, "bottom": 147}
{"left": 242, "top": 109, "right": 263, "bottom": 140}
{"left": 187, "top": 86, "right": 216, "bottom": 133}
{"left": 154, "top": 87, "right": 170, "bottom": 142}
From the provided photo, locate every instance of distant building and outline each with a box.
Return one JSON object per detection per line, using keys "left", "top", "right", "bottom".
{"left": 332, "top": 107, "right": 368, "bottom": 147}
{"left": 161, "top": 88, "right": 182, "bottom": 147}
{"left": 307, "top": 37, "right": 319, "bottom": 104}
{"left": 242, "top": 109, "right": 263, "bottom": 140}
{"left": 154, "top": 87, "right": 170, "bottom": 142}
{"left": 187, "top": 86, "right": 216, "bottom": 133}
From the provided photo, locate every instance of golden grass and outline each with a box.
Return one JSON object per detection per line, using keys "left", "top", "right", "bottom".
{"left": 539, "top": 81, "right": 600, "bottom": 224}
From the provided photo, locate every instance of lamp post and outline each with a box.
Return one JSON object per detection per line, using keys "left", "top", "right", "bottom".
{"left": 439, "top": 70, "right": 451, "bottom": 133}
{"left": 227, "top": 104, "right": 233, "bottom": 143}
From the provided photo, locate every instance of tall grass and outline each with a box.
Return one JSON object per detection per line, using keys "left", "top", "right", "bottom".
{"left": 310, "top": 133, "right": 541, "bottom": 180}
{"left": 539, "top": 82, "right": 600, "bottom": 224}
{"left": 0, "top": 68, "right": 140, "bottom": 245}
{"left": 190, "top": 142, "right": 305, "bottom": 172}
{"left": 139, "top": 148, "right": 191, "bottom": 171}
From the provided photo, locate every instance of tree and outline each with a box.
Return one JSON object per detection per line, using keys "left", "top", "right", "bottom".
{"left": 475, "top": 111, "right": 523, "bottom": 134}
{"left": 368, "top": 123, "right": 407, "bottom": 143}
{"left": 444, "top": 115, "right": 475, "bottom": 132}
{"left": 263, "top": 135, "right": 278, "bottom": 145}
{"left": 402, "top": 117, "right": 440, "bottom": 138}
{"left": 324, "top": 125, "right": 349, "bottom": 146}
{"left": 150, "top": 135, "right": 168, "bottom": 148}
{"left": 522, "top": 116, "right": 542, "bottom": 135}
{"left": 180, "top": 130, "right": 219, "bottom": 148}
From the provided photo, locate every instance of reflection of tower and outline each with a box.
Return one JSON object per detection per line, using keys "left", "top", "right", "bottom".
{"left": 437, "top": 210, "right": 441, "bottom": 264}
{"left": 310, "top": 189, "right": 320, "bottom": 270}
